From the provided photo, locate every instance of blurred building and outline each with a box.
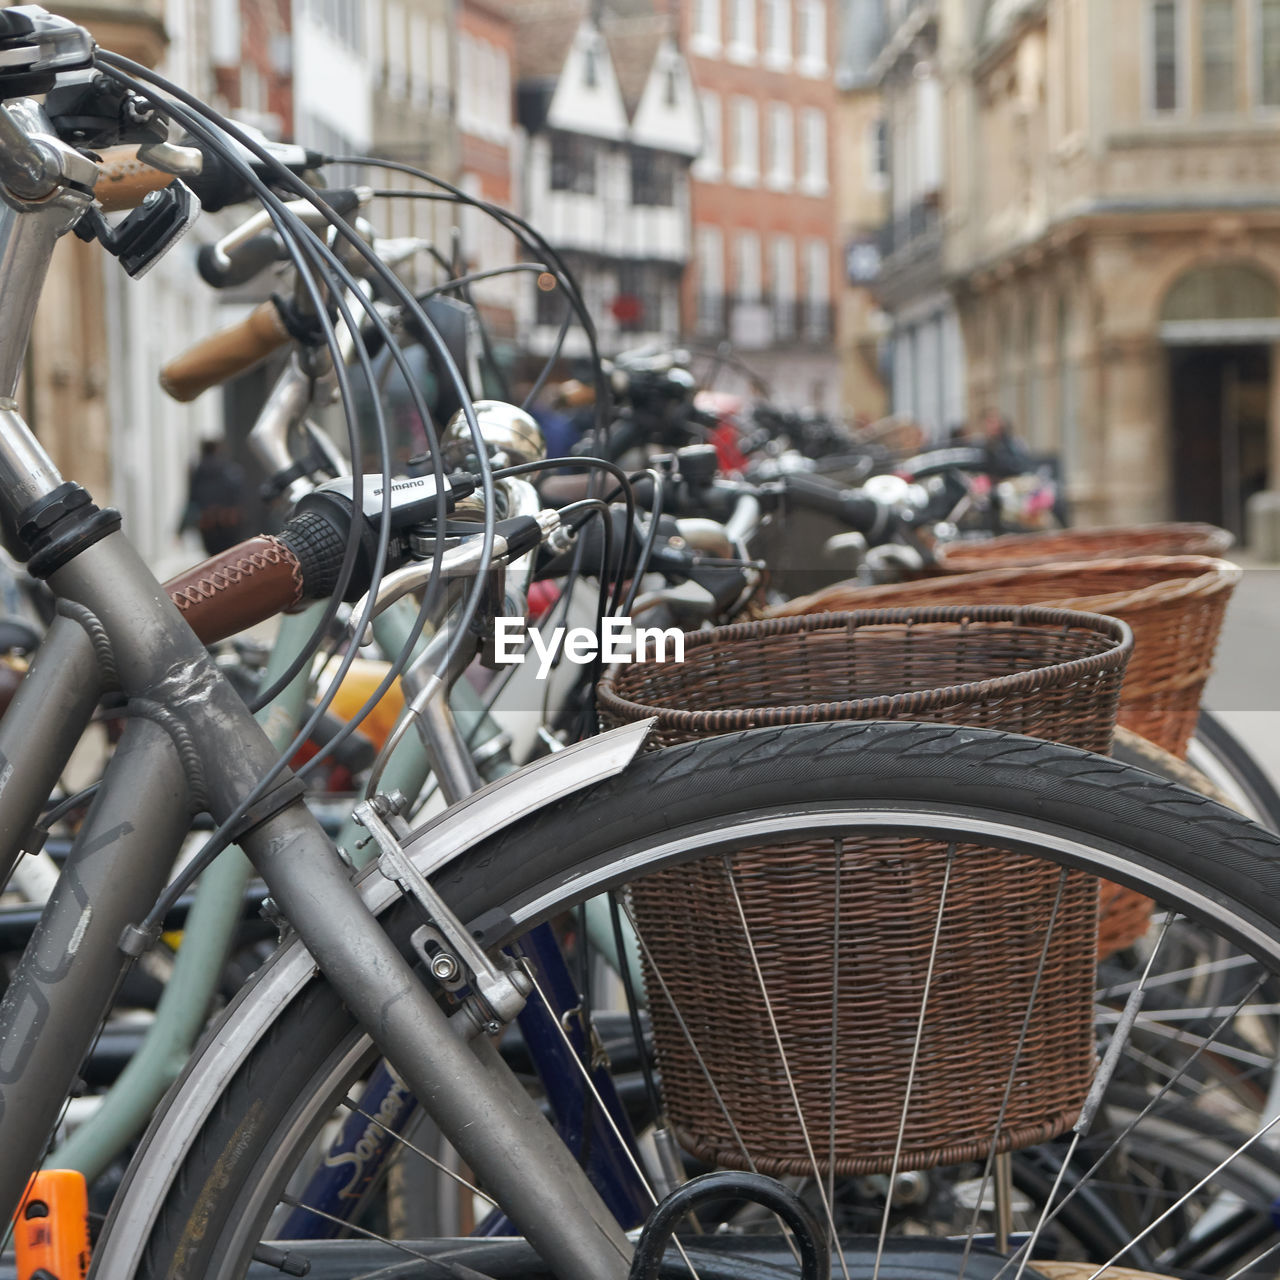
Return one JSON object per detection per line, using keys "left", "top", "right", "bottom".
{"left": 868, "top": 0, "right": 965, "bottom": 439}
{"left": 457, "top": 0, "right": 519, "bottom": 344}
{"left": 947, "top": 0, "right": 1280, "bottom": 532}
{"left": 835, "top": 0, "right": 889, "bottom": 420}
{"left": 209, "top": 0, "right": 291, "bottom": 137}
{"left": 514, "top": 0, "right": 701, "bottom": 359}
{"left": 683, "top": 0, "right": 841, "bottom": 411}
{"left": 366, "top": 0, "right": 457, "bottom": 275}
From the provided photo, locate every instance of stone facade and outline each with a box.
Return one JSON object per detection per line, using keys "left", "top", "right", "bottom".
{"left": 946, "top": 0, "right": 1280, "bottom": 532}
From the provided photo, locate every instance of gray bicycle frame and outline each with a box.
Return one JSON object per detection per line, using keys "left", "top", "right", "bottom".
{"left": 48, "top": 352, "right": 513, "bottom": 1179}
{"left": 0, "top": 94, "right": 630, "bottom": 1279}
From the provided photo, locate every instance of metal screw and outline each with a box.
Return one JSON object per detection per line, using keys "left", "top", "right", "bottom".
{"left": 142, "top": 190, "right": 162, "bottom": 206}
{"left": 430, "top": 953, "right": 460, "bottom": 982}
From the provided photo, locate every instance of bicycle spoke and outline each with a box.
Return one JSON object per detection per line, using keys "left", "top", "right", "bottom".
{"left": 336, "top": 1094, "right": 497, "bottom": 1212}
{"left": 957, "top": 868, "right": 1069, "bottom": 1280}
{"left": 620, "top": 895, "right": 761, "bottom": 1173}
{"left": 521, "top": 965, "right": 661, "bottom": 1211}
{"left": 276, "top": 1194, "right": 436, "bottom": 1262}
{"left": 827, "top": 837, "right": 843, "bottom": 1226}
{"left": 621, "top": 894, "right": 801, "bottom": 1272}
{"left": 722, "top": 853, "right": 850, "bottom": 1280}
{"left": 988, "top": 970, "right": 1266, "bottom": 1280}
{"left": 1219, "top": 1231, "right": 1280, "bottom": 1280}
{"left": 872, "top": 843, "right": 955, "bottom": 1280}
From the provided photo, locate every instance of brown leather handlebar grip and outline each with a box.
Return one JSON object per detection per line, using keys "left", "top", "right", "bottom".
{"left": 158, "top": 299, "right": 292, "bottom": 403}
{"left": 556, "top": 379, "right": 596, "bottom": 409}
{"left": 165, "top": 535, "right": 305, "bottom": 645}
{"left": 95, "top": 146, "right": 177, "bottom": 213}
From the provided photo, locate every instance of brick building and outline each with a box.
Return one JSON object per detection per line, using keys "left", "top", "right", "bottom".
{"left": 458, "top": 0, "right": 519, "bottom": 340}
{"left": 683, "top": 0, "right": 841, "bottom": 411}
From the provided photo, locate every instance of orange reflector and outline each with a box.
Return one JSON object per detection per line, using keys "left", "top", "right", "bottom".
{"left": 14, "top": 1170, "right": 90, "bottom": 1280}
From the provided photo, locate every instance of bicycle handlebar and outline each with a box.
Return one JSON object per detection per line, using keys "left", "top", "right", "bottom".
{"left": 93, "top": 146, "right": 177, "bottom": 213}
{"left": 165, "top": 534, "right": 306, "bottom": 644}
{"left": 158, "top": 298, "right": 291, "bottom": 402}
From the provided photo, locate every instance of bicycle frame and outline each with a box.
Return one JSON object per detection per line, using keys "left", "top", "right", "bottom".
{"left": 0, "top": 94, "right": 634, "bottom": 1279}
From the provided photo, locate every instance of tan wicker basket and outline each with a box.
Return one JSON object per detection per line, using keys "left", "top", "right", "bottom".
{"left": 599, "top": 606, "right": 1132, "bottom": 1178}
{"left": 771, "top": 557, "right": 1240, "bottom": 759}
{"left": 770, "top": 558, "right": 1240, "bottom": 956}
{"left": 936, "top": 523, "right": 1233, "bottom": 573}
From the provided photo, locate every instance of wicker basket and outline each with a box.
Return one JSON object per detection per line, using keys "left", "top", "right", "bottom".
{"left": 599, "top": 607, "right": 1132, "bottom": 1178}
{"left": 770, "top": 558, "right": 1240, "bottom": 956}
{"left": 771, "top": 557, "right": 1240, "bottom": 759}
{"left": 936, "top": 523, "right": 1233, "bottom": 573}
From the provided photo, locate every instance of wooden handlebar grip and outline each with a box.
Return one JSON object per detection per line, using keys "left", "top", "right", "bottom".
{"left": 95, "top": 145, "right": 177, "bottom": 213}
{"left": 166, "top": 536, "right": 306, "bottom": 645}
{"left": 159, "top": 299, "right": 291, "bottom": 403}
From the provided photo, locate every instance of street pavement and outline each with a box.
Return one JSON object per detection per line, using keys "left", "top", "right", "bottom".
{"left": 1204, "top": 559, "right": 1280, "bottom": 788}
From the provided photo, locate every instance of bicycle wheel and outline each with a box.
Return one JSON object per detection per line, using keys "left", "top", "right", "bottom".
{"left": 1190, "top": 709, "right": 1280, "bottom": 835}
{"left": 95, "top": 721, "right": 1280, "bottom": 1280}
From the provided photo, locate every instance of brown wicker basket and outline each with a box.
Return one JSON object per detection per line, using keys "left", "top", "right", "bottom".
{"left": 771, "top": 557, "right": 1240, "bottom": 759}
{"left": 599, "top": 606, "right": 1132, "bottom": 1178}
{"left": 936, "top": 523, "right": 1233, "bottom": 573}
{"left": 769, "top": 558, "right": 1241, "bottom": 956}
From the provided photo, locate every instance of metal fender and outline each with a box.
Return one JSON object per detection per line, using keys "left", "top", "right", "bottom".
{"left": 388, "top": 716, "right": 656, "bottom": 888}
{"left": 89, "top": 717, "right": 656, "bottom": 1271}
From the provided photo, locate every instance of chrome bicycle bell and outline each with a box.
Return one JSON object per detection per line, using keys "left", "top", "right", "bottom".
{"left": 442, "top": 400, "right": 546, "bottom": 470}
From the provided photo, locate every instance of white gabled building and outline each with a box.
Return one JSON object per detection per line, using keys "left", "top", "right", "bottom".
{"left": 515, "top": 0, "right": 701, "bottom": 358}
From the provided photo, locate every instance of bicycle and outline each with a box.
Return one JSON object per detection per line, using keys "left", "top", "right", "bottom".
{"left": 3, "top": 16, "right": 1280, "bottom": 1280}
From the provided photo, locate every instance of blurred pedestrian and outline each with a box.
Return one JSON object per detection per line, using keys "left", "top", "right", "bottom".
{"left": 979, "top": 408, "right": 1032, "bottom": 478}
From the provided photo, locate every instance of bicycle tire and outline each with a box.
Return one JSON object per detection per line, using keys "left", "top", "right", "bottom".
{"left": 94, "top": 721, "right": 1280, "bottom": 1280}
{"left": 1192, "top": 708, "right": 1280, "bottom": 835}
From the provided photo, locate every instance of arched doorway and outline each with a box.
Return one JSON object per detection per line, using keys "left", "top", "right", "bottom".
{"left": 1161, "top": 263, "right": 1279, "bottom": 539}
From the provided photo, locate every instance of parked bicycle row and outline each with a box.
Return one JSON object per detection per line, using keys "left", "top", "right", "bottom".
{"left": 1, "top": 11, "right": 1280, "bottom": 1280}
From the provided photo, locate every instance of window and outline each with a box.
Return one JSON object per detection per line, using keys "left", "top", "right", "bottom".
{"left": 1201, "top": 0, "right": 1234, "bottom": 113}
{"left": 1260, "top": 0, "right": 1280, "bottom": 106}
{"left": 1149, "top": 0, "right": 1181, "bottom": 112}
{"left": 771, "top": 235, "right": 796, "bottom": 338}
{"left": 868, "top": 116, "right": 888, "bottom": 187}
{"left": 797, "top": 0, "right": 826, "bottom": 74}
{"left": 697, "top": 225, "right": 725, "bottom": 333}
{"left": 550, "top": 132, "right": 596, "bottom": 194}
{"left": 730, "top": 96, "right": 759, "bottom": 185}
{"left": 385, "top": 0, "right": 406, "bottom": 97}
{"left": 631, "top": 149, "right": 676, "bottom": 205}
{"left": 799, "top": 107, "right": 827, "bottom": 193}
{"left": 693, "top": 89, "right": 723, "bottom": 179}
{"left": 804, "top": 238, "right": 830, "bottom": 340}
{"left": 409, "top": 13, "right": 430, "bottom": 106}
{"left": 766, "top": 102, "right": 793, "bottom": 189}
{"left": 734, "top": 231, "right": 762, "bottom": 302}
{"left": 692, "top": 0, "right": 721, "bottom": 55}
{"left": 431, "top": 18, "right": 451, "bottom": 109}
{"left": 729, "top": 0, "right": 756, "bottom": 62}
{"left": 616, "top": 263, "right": 666, "bottom": 334}
{"left": 763, "top": 0, "right": 791, "bottom": 67}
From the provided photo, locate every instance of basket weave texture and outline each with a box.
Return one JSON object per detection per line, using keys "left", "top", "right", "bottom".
{"left": 771, "top": 557, "right": 1240, "bottom": 759}
{"left": 598, "top": 606, "right": 1132, "bottom": 1177}
{"left": 936, "top": 523, "right": 1233, "bottom": 573}
{"left": 769, "top": 558, "right": 1240, "bottom": 956}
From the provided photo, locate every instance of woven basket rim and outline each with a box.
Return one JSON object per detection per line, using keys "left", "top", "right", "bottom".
{"left": 936, "top": 522, "right": 1234, "bottom": 567}
{"left": 773, "top": 555, "right": 1242, "bottom": 619}
{"left": 598, "top": 604, "right": 1133, "bottom": 730}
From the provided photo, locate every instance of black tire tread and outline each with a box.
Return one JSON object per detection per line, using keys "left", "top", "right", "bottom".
{"left": 112, "top": 722, "right": 1280, "bottom": 1278}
